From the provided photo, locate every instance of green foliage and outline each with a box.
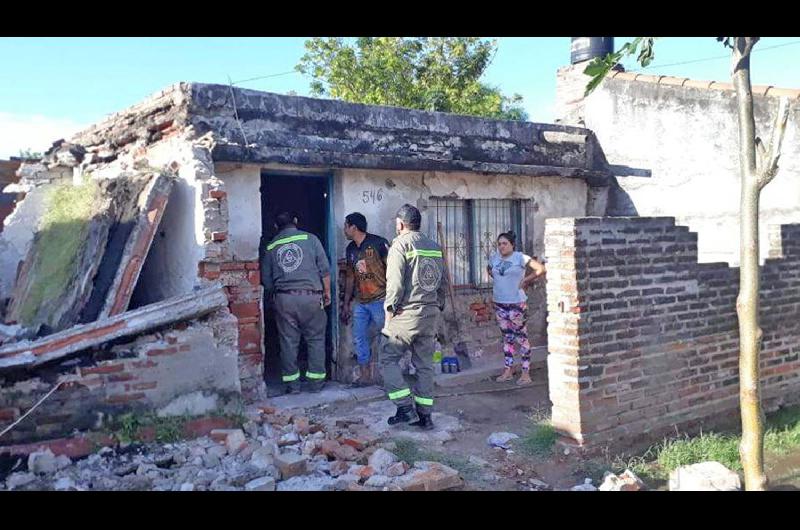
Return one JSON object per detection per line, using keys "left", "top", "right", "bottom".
{"left": 519, "top": 422, "right": 558, "bottom": 457}
{"left": 583, "top": 37, "right": 658, "bottom": 96}
{"left": 656, "top": 432, "right": 743, "bottom": 472}
{"left": 603, "top": 405, "right": 800, "bottom": 480}
{"left": 18, "top": 181, "right": 98, "bottom": 325}
{"left": 17, "top": 148, "right": 43, "bottom": 159}
{"left": 296, "top": 37, "right": 528, "bottom": 121}
{"left": 390, "top": 438, "right": 481, "bottom": 480}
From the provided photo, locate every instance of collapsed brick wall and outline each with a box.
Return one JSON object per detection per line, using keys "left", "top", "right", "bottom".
{"left": 0, "top": 309, "right": 240, "bottom": 445}
{"left": 545, "top": 217, "right": 800, "bottom": 452}
{"left": 197, "top": 182, "right": 265, "bottom": 401}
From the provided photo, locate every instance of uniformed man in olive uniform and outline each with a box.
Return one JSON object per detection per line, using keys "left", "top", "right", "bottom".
{"left": 262, "top": 212, "right": 332, "bottom": 394}
{"left": 380, "top": 204, "right": 447, "bottom": 430}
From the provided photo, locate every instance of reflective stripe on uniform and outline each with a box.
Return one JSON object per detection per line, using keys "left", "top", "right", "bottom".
{"left": 388, "top": 388, "right": 411, "bottom": 400}
{"left": 282, "top": 372, "right": 300, "bottom": 382}
{"left": 267, "top": 234, "right": 309, "bottom": 251}
{"left": 305, "top": 371, "right": 326, "bottom": 380}
{"left": 405, "top": 249, "right": 443, "bottom": 259}
{"left": 414, "top": 396, "right": 434, "bottom": 406}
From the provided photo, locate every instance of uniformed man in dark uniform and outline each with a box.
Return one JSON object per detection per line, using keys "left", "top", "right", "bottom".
{"left": 262, "top": 212, "right": 332, "bottom": 394}
{"left": 380, "top": 204, "right": 447, "bottom": 430}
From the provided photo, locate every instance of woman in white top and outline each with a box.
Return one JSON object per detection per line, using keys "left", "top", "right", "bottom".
{"left": 486, "top": 231, "right": 546, "bottom": 386}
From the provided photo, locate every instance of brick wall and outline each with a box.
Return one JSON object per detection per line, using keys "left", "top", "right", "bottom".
{"left": 545, "top": 217, "right": 800, "bottom": 452}
{"left": 197, "top": 180, "right": 266, "bottom": 402}
{"left": 0, "top": 309, "right": 241, "bottom": 445}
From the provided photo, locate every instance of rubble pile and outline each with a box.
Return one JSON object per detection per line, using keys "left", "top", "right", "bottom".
{"left": 0, "top": 405, "right": 464, "bottom": 491}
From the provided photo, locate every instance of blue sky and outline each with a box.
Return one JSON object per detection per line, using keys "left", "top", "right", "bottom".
{"left": 1, "top": 36, "right": 799, "bottom": 158}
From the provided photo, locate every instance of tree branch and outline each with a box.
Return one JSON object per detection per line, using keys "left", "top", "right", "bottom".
{"left": 758, "top": 96, "right": 791, "bottom": 190}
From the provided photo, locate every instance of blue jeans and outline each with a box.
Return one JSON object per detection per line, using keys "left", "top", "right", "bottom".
{"left": 352, "top": 299, "right": 386, "bottom": 366}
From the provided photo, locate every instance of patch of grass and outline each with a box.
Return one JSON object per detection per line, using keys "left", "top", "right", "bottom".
{"left": 390, "top": 438, "right": 482, "bottom": 481}
{"left": 19, "top": 181, "right": 98, "bottom": 325}
{"left": 519, "top": 422, "right": 558, "bottom": 457}
{"left": 655, "top": 432, "right": 742, "bottom": 472}
{"left": 595, "top": 405, "right": 800, "bottom": 483}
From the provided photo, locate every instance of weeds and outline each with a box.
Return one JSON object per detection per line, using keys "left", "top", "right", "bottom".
{"left": 391, "top": 438, "right": 481, "bottom": 481}
{"left": 519, "top": 422, "right": 558, "bottom": 457}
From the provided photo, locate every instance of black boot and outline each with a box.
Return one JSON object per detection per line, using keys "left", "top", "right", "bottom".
{"left": 307, "top": 380, "right": 326, "bottom": 393}
{"left": 387, "top": 405, "right": 415, "bottom": 425}
{"left": 285, "top": 382, "right": 301, "bottom": 395}
{"left": 409, "top": 408, "right": 434, "bottom": 430}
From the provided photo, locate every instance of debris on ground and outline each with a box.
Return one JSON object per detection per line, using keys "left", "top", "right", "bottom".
{"left": 487, "top": 432, "right": 519, "bottom": 449}
{"left": 0, "top": 403, "right": 465, "bottom": 491}
{"left": 668, "top": 461, "right": 742, "bottom": 491}
{"left": 598, "top": 469, "right": 646, "bottom": 491}
{"left": 569, "top": 478, "right": 597, "bottom": 491}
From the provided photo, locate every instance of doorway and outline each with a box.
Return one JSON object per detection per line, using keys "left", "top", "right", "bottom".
{"left": 260, "top": 172, "right": 335, "bottom": 391}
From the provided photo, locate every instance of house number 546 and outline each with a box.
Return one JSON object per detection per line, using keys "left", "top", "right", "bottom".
{"left": 362, "top": 188, "right": 384, "bottom": 204}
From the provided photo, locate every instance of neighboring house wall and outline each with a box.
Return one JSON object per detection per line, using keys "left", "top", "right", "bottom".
{"left": 545, "top": 216, "right": 800, "bottom": 452}
{"left": 557, "top": 65, "right": 800, "bottom": 265}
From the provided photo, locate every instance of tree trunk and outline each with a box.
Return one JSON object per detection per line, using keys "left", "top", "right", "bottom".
{"left": 733, "top": 36, "right": 767, "bottom": 491}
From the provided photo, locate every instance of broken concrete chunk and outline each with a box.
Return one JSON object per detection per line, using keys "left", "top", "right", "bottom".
{"left": 209, "top": 429, "right": 246, "bottom": 455}
{"left": 245, "top": 476, "right": 276, "bottom": 491}
{"left": 385, "top": 461, "right": 409, "bottom": 477}
{"left": 487, "top": 432, "right": 519, "bottom": 449}
{"left": 668, "top": 461, "right": 742, "bottom": 491}
{"left": 367, "top": 448, "right": 397, "bottom": 474}
{"left": 6, "top": 472, "right": 37, "bottom": 490}
{"left": 28, "top": 449, "right": 60, "bottom": 475}
{"left": 274, "top": 452, "right": 308, "bottom": 480}
{"left": 599, "top": 469, "right": 646, "bottom": 491}
{"left": 396, "top": 461, "right": 463, "bottom": 491}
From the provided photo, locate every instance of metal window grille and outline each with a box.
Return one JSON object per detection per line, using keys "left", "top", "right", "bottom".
{"left": 427, "top": 198, "right": 532, "bottom": 288}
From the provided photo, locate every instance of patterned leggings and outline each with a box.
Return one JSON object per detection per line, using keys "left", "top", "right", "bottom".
{"left": 494, "top": 302, "right": 531, "bottom": 371}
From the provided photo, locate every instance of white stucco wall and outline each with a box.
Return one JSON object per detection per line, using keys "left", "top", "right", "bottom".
{"left": 130, "top": 138, "right": 208, "bottom": 306}
{"left": 214, "top": 165, "right": 261, "bottom": 261}
{"left": 584, "top": 79, "right": 800, "bottom": 264}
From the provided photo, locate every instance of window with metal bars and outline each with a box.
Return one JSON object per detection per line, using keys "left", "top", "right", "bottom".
{"left": 426, "top": 198, "right": 531, "bottom": 288}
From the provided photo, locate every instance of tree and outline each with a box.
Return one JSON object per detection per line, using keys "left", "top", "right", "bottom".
{"left": 296, "top": 37, "right": 528, "bottom": 121}
{"left": 585, "top": 37, "right": 791, "bottom": 491}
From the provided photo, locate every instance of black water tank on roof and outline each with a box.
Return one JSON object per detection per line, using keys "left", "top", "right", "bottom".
{"left": 571, "top": 37, "right": 615, "bottom": 64}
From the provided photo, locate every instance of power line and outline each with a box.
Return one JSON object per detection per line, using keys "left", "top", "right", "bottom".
{"left": 229, "top": 70, "right": 299, "bottom": 85}
{"left": 627, "top": 39, "right": 800, "bottom": 73}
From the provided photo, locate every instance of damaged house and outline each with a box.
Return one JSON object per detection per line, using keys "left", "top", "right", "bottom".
{"left": 0, "top": 81, "right": 613, "bottom": 445}
{"left": 5, "top": 38, "right": 797, "bottom": 455}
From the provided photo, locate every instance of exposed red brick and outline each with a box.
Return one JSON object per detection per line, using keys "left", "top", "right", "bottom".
{"left": 182, "top": 416, "right": 235, "bottom": 438}
{"left": 209, "top": 190, "right": 227, "bottom": 200}
{"left": 0, "top": 434, "right": 115, "bottom": 459}
{"left": 0, "top": 407, "right": 20, "bottom": 422}
{"left": 179, "top": 344, "right": 191, "bottom": 352}
{"left": 146, "top": 347, "right": 179, "bottom": 357}
{"left": 230, "top": 302, "right": 260, "bottom": 319}
{"left": 105, "top": 393, "right": 146, "bottom": 404}
{"left": 130, "top": 360, "right": 158, "bottom": 369}
{"left": 221, "top": 262, "right": 247, "bottom": 271}
{"left": 245, "top": 262, "right": 260, "bottom": 270}
{"left": 80, "top": 363, "right": 125, "bottom": 376}
{"left": 107, "top": 373, "right": 136, "bottom": 383}
{"left": 211, "top": 231, "right": 228, "bottom": 242}
{"left": 247, "top": 271, "right": 261, "bottom": 285}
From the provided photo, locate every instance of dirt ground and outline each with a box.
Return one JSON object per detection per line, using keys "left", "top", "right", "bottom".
{"left": 318, "top": 365, "right": 594, "bottom": 491}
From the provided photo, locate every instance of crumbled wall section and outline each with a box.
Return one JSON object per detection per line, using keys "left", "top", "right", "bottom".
{"left": 545, "top": 217, "right": 800, "bottom": 452}
{"left": 196, "top": 178, "right": 263, "bottom": 400}
{"left": 0, "top": 308, "right": 240, "bottom": 445}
